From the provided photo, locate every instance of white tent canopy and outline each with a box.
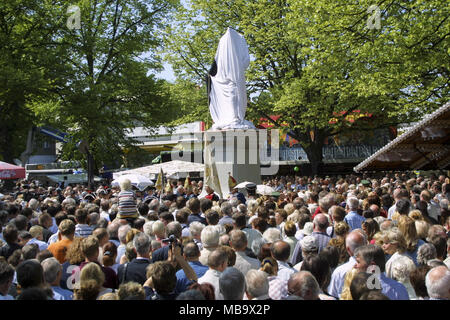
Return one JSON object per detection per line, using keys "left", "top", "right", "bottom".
{"left": 111, "top": 174, "right": 154, "bottom": 191}
{"left": 113, "top": 160, "right": 205, "bottom": 180}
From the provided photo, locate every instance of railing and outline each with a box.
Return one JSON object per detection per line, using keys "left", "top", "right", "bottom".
{"left": 278, "top": 145, "right": 385, "bottom": 161}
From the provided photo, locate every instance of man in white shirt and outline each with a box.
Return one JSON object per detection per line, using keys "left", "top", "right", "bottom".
{"left": 28, "top": 226, "right": 49, "bottom": 251}
{"left": 199, "top": 225, "right": 220, "bottom": 266}
{"left": 327, "top": 230, "right": 367, "bottom": 298}
{"left": 198, "top": 247, "right": 229, "bottom": 300}
{"left": 99, "top": 199, "right": 111, "bottom": 222}
{"left": 388, "top": 188, "right": 409, "bottom": 219}
{"left": 230, "top": 230, "right": 260, "bottom": 276}
{"left": 271, "top": 240, "right": 297, "bottom": 281}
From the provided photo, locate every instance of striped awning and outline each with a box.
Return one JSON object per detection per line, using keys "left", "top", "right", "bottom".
{"left": 354, "top": 102, "right": 450, "bottom": 172}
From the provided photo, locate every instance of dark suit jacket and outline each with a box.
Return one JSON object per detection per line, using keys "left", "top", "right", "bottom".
{"left": 151, "top": 246, "right": 170, "bottom": 263}
{"left": 151, "top": 243, "right": 185, "bottom": 263}
{"left": 117, "top": 258, "right": 151, "bottom": 285}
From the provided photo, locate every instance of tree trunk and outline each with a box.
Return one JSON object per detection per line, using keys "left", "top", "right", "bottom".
{"left": 290, "top": 127, "right": 326, "bottom": 176}
{"left": 304, "top": 142, "right": 324, "bottom": 176}
{"left": 0, "top": 122, "right": 15, "bottom": 165}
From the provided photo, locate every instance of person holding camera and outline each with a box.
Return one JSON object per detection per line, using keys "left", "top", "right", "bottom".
{"left": 143, "top": 232, "right": 197, "bottom": 299}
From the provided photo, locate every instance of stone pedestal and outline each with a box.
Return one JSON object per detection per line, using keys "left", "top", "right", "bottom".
{"left": 203, "top": 129, "right": 262, "bottom": 198}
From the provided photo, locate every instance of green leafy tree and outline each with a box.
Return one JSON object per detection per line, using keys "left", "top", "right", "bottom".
{"left": 27, "top": 0, "right": 179, "bottom": 187}
{"left": 0, "top": 0, "right": 62, "bottom": 164}
{"left": 164, "top": 0, "right": 449, "bottom": 174}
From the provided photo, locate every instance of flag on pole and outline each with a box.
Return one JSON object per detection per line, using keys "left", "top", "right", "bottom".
{"left": 184, "top": 173, "right": 192, "bottom": 193}
{"left": 155, "top": 167, "right": 164, "bottom": 192}
{"left": 204, "top": 139, "right": 222, "bottom": 199}
{"left": 165, "top": 180, "right": 173, "bottom": 193}
{"left": 228, "top": 172, "right": 237, "bottom": 190}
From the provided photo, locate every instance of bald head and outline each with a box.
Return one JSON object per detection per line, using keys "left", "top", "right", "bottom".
{"left": 271, "top": 240, "right": 291, "bottom": 262}
{"left": 313, "top": 214, "right": 329, "bottom": 232}
{"left": 369, "top": 204, "right": 380, "bottom": 216}
{"left": 229, "top": 230, "right": 247, "bottom": 252}
{"left": 287, "top": 271, "right": 320, "bottom": 300}
{"left": 183, "top": 242, "right": 201, "bottom": 261}
{"left": 426, "top": 266, "right": 450, "bottom": 299}
{"left": 345, "top": 230, "right": 367, "bottom": 256}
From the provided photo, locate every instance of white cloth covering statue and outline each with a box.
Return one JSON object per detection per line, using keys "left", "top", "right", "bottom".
{"left": 208, "top": 28, "right": 255, "bottom": 130}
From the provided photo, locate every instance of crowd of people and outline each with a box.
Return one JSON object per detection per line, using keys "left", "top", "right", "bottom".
{"left": 0, "top": 171, "right": 449, "bottom": 300}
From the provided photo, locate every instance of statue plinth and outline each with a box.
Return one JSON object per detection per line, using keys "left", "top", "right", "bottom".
{"left": 203, "top": 129, "right": 261, "bottom": 198}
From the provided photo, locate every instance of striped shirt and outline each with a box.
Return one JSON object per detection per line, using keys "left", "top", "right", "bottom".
{"left": 118, "top": 190, "right": 138, "bottom": 219}
{"left": 311, "top": 231, "right": 331, "bottom": 252}
{"left": 75, "top": 224, "right": 93, "bottom": 238}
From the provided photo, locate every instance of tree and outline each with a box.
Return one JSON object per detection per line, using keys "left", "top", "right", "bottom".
{"left": 164, "top": 0, "right": 449, "bottom": 174}
{"left": 164, "top": 79, "right": 209, "bottom": 127}
{"left": 27, "top": 0, "right": 179, "bottom": 188}
{"left": 0, "top": 0, "right": 62, "bottom": 164}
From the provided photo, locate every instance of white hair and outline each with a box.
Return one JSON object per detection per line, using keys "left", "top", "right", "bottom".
{"left": 118, "top": 224, "right": 131, "bottom": 243}
{"left": 201, "top": 225, "right": 220, "bottom": 248}
{"left": 347, "top": 197, "right": 359, "bottom": 211}
{"left": 251, "top": 237, "right": 267, "bottom": 257}
{"left": 245, "top": 269, "right": 269, "bottom": 298}
{"left": 62, "top": 197, "right": 76, "bottom": 207}
{"left": 390, "top": 255, "right": 416, "bottom": 283}
{"left": 426, "top": 266, "right": 450, "bottom": 299}
{"left": 143, "top": 221, "right": 155, "bottom": 239}
{"left": 151, "top": 220, "right": 165, "bottom": 237}
{"left": 262, "top": 228, "right": 282, "bottom": 243}
{"left": 319, "top": 195, "right": 333, "bottom": 211}
{"left": 214, "top": 224, "right": 227, "bottom": 236}
{"left": 41, "top": 257, "right": 62, "bottom": 284}
{"left": 417, "top": 243, "right": 437, "bottom": 266}
{"left": 189, "top": 221, "right": 205, "bottom": 237}
{"left": 133, "top": 232, "right": 151, "bottom": 256}
{"left": 28, "top": 198, "right": 39, "bottom": 210}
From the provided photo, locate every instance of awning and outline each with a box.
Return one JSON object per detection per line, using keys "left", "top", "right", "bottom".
{"left": 354, "top": 102, "right": 450, "bottom": 172}
{"left": 0, "top": 161, "right": 26, "bottom": 179}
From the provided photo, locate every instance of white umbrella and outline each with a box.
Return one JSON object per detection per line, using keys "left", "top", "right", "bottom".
{"left": 256, "top": 184, "right": 274, "bottom": 195}
{"left": 235, "top": 181, "right": 255, "bottom": 189}
{"left": 111, "top": 174, "right": 154, "bottom": 191}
